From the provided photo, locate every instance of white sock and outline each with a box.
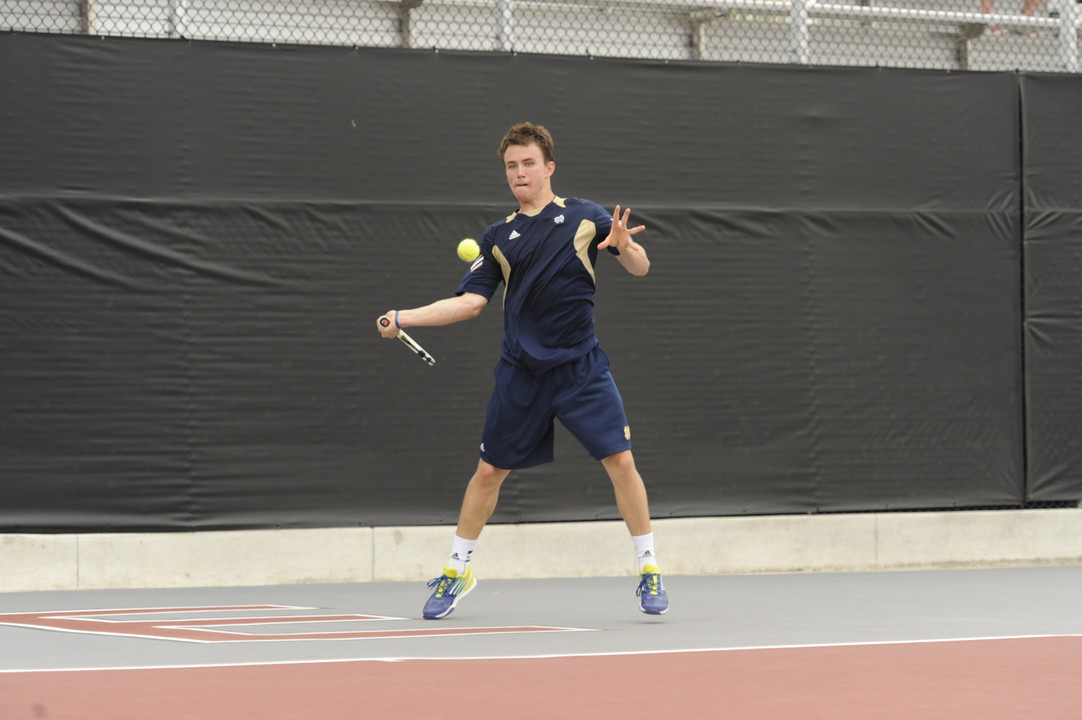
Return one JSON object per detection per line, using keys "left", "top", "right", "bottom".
{"left": 448, "top": 535, "right": 477, "bottom": 575}
{"left": 632, "top": 532, "right": 658, "bottom": 573}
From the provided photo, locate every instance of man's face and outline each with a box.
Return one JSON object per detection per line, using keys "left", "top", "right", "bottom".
{"left": 503, "top": 143, "right": 554, "bottom": 206}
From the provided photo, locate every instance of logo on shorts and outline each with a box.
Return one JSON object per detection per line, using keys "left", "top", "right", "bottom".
{"left": 624, "top": 425, "right": 631, "bottom": 440}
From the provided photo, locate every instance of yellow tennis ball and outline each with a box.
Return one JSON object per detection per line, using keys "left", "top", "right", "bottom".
{"left": 457, "top": 238, "right": 480, "bottom": 262}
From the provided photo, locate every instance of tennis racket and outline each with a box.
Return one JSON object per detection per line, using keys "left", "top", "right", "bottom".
{"left": 379, "top": 317, "right": 436, "bottom": 366}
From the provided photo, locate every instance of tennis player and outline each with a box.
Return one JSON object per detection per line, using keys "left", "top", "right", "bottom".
{"left": 377, "top": 122, "right": 668, "bottom": 618}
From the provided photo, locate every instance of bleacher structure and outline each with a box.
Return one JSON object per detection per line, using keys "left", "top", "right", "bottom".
{"left": 2, "top": 0, "right": 1080, "bottom": 72}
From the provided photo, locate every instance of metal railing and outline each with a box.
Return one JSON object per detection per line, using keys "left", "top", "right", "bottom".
{"left": 2, "top": 0, "right": 1079, "bottom": 71}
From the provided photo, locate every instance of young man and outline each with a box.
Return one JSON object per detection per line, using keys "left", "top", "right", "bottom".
{"left": 377, "top": 122, "right": 667, "bottom": 618}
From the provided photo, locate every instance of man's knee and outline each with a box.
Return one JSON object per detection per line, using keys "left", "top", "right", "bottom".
{"left": 471, "top": 459, "right": 510, "bottom": 489}
{"left": 602, "top": 449, "right": 638, "bottom": 478}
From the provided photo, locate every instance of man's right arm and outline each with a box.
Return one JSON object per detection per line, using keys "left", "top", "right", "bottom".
{"left": 377, "top": 292, "right": 489, "bottom": 338}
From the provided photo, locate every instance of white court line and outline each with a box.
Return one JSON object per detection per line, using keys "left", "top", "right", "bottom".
{"left": 0, "top": 614, "right": 402, "bottom": 643}
{"left": 170, "top": 622, "right": 584, "bottom": 638}
{"left": 0, "top": 633, "right": 1079, "bottom": 674}
{"left": 0, "top": 605, "right": 303, "bottom": 616}
{"left": 0, "top": 619, "right": 592, "bottom": 644}
{"left": 47, "top": 614, "right": 409, "bottom": 625}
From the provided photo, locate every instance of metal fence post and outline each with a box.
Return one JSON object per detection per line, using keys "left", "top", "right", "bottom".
{"left": 1059, "top": 0, "right": 1079, "bottom": 72}
{"left": 790, "top": 0, "right": 811, "bottom": 64}
{"left": 169, "top": 0, "right": 187, "bottom": 39}
{"left": 498, "top": 0, "right": 514, "bottom": 52}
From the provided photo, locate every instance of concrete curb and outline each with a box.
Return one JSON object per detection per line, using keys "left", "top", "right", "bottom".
{"left": 2, "top": 509, "right": 1081, "bottom": 592}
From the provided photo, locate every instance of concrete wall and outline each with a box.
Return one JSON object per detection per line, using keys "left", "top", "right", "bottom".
{"left": 3, "top": 509, "right": 1081, "bottom": 592}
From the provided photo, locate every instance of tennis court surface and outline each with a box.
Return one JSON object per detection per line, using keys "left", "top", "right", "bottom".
{"left": 2, "top": 565, "right": 1080, "bottom": 719}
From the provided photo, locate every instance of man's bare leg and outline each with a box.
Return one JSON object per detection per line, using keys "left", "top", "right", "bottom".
{"left": 602, "top": 449, "right": 652, "bottom": 537}
{"left": 423, "top": 460, "right": 510, "bottom": 620}
{"left": 456, "top": 459, "right": 511, "bottom": 540}
{"left": 603, "top": 449, "right": 668, "bottom": 614}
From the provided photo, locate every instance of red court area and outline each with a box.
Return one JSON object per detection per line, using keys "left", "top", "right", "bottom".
{"left": 3, "top": 636, "right": 1080, "bottom": 720}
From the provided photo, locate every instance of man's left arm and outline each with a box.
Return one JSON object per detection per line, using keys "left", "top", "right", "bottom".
{"left": 613, "top": 240, "right": 650, "bottom": 277}
{"left": 598, "top": 205, "right": 650, "bottom": 277}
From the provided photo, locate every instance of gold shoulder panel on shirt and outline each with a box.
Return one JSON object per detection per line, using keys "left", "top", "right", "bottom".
{"left": 492, "top": 245, "right": 512, "bottom": 306}
{"left": 573, "top": 219, "right": 598, "bottom": 284}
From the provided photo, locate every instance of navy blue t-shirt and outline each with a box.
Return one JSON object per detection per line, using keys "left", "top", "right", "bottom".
{"left": 456, "top": 196, "right": 618, "bottom": 375}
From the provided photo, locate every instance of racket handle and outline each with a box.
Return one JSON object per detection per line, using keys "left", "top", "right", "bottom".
{"left": 379, "top": 316, "right": 390, "bottom": 328}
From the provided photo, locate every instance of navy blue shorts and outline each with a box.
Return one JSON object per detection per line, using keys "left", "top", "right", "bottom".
{"left": 479, "top": 345, "right": 632, "bottom": 470}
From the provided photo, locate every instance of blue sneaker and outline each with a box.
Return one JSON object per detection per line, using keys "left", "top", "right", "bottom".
{"left": 423, "top": 566, "right": 477, "bottom": 619}
{"left": 636, "top": 565, "right": 668, "bottom": 615}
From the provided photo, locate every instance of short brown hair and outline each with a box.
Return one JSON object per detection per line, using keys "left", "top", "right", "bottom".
{"left": 498, "top": 122, "right": 555, "bottom": 164}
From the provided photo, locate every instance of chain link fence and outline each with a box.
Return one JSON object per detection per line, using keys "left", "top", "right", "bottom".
{"left": 2, "top": 0, "right": 1080, "bottom": 71}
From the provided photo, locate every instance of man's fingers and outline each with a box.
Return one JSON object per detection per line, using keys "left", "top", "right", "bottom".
{"left": 604, "top": 206, "right": 644, "bottom": 248}
{"left": 377, "top": 312, "right": 398, "bottom": 337}
{"left": 613, "top": 205, "right": 628, "bottom": 229}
